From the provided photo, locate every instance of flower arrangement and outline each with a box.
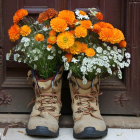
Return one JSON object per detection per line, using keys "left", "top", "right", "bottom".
{"left": 7, "top": 8, "right": 131, "bottom": 82}
{"left": 7, "top": 9, "right": 63, "bottom": 79}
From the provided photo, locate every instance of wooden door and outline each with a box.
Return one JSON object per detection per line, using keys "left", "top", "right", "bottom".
{"left": 0, "top": 0, "right": 140, "bottom": 116}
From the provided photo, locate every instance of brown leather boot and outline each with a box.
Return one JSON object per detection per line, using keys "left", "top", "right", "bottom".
{"left": 69, "top": 75, "right": 108, "bottom": 139}
{"left": 26, "top": 65, "right": 63, "bottom": 137}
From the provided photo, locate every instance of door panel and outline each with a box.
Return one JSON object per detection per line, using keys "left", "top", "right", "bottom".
{"left": 0, "top": 0, "right": 140, "bottom": 115}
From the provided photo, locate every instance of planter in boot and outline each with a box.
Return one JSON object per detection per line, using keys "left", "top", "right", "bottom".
{"left": 69, "top": 75, "right": 108, "bottom": 139}
{"left": 26, "top": 65, "right": 64, "bottom": 137}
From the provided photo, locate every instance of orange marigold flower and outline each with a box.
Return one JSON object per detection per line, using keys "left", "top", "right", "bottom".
{"left": 79, "top": 10, "right": 86, "bottom": 16}
{"left": 119, "top": 40, "right": 127, "bottom": 48}
{"left": 45, "top": 8, "right": 58, "bottom": 19}
{"left": 69, "top": 30, "right": 75, "bottom": 35}
{"left": 85, "top": 48, "right": 95, "bottom": 57}
{"left": 57, "top": 32, "right": 75, "bottom": 49}
{"left": 13, "top": 9, "right": 28, "bottom": 24}
{"left": 75, "top": 26, "right": 87, "bottom": 38}
{"left": 97, "top": 22, "right": 114, "bottom": 29}
{"left": 80, "top": 20, "right": 92, "bottom": 29}
{"left": 58, "top": 10, "right": 75, "bottom": 25}
{"left": 8, "top": 24, "right": 20, "bottom": 42}
{"left": 47, "top": 45, "right": 52, "bottom": 49}
{"left": 20, "top": 25, "right": 31, "bottom": 36}
{"left": 110, "top": 28, "right": 125, "bottom": 44}
{"left": 92, "top": 24, "right": 101, "bottom": 34}
{"left": 70, "top": 41, "right": 81, "bottom": 55}
{"left": 35, "top": 34, "right": 44, "bottom": 41}
{"left": 38, "top": 12, "right": 48, "bottom": 23}
{"left": 96, "top": 12, "right": 103, "bottom": 20}
{"left": 99, "top": 28, "right": 114, "bottom": 43}
{"left": 65, "top": 53, "right": 73, "bottom": 62}
{"left": 50, "top": 17, "right": 67, "bottom": 32}
{"left": 80, "top": 43, "right": 88, "bottom": 53}
{"left": 47, "top": 36, "right": 57, "bottom": 44}
{"left": 49, "top": 30, "right": 56, "bottom": 36}
{"left": 99, "top": 28, "right": 125, "bottom": 44}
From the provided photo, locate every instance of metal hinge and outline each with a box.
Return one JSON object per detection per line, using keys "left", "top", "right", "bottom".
{"left": 114, "top": 92, "right": 131, "bottom": 107}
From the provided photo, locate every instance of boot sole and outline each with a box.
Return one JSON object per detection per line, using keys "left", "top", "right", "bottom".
{"left": 26, "top": 126, "right": 59, "bottom": 137}
{"left": 73, "top": 127, "right": 108, "bottom": 139}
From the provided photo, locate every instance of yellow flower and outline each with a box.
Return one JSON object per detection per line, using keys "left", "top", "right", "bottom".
{"left": 85, "top": 48, "right": 95, "bottom": 57}
{"left": 69, "top": 41, "right": 81, "bottom": 55}
{"left": 74, "top": 26, "right": 87, "bottom": 38}
{"left": 20, "top": 25, "right": 31, "bottom": 36}
{"left": 35, "top": 34, "right": 44, "bottom": 41}
{"left": 57, "top": 32, "right": 75, "bottom": 49}
{"left": 50, "top": 17, "right": 67, "bottom": 32}
{"left": 47, "top": 36, "right": 57, "bottom": 44}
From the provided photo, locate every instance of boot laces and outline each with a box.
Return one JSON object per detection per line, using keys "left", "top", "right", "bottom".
{"left": 72, "top": 86, "right": 103, "bottom": 122}
{"left": 28, "top": 84, "right": 62, "bottom": 118}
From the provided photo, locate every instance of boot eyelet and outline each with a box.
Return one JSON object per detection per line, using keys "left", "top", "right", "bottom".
{"left": 77, "top": 102, "right": 81, "bottom": 106}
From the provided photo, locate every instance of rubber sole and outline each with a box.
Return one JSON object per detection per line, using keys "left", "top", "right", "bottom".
{"left": 73, "top": 127, "right": 108, "bottom": 139}
{"left": 26, "top": 126, "right": 59, "bottom": 137}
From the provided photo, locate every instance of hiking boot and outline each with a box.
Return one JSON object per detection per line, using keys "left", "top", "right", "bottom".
{"left": 69, "top": 75, "right": 108, "bottom": 139}
{"left": 26, "top": 65, "right": 63, "bottom": 137}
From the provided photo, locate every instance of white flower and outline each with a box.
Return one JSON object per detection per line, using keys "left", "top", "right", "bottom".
{"left": 80, "top": 66, "right": 87, "bottom": 73}
{"left": 47, "top": 47, "right": 51, "bottom": 51}
{"left": 67, "top": 70, "right": 72, "bottom": 79}
{"left": 103, "top": 56, "right": 108, "bottom": 61}
{"left": 75, "top": 10, "right": 89, "bottom": 20}
{"left": 93, "top": 66, "right": 96, "bottom": 69}
{"left": 62, "top": 56, "right": 67, "bottom": 62}
{"left": 42, "top": 26, "right": 48, "bottom": 31}
{"left": 82, "top": 75, "right": 87, "bottom": 85}
{"left": 125, "top": 52, "right": 131, "bottom": 58}
{"left": 33, "top": 21, "right": 39, "bottom": 25}
{"left": 53, "top": 53, "right": 56, "bottom": 56}
{"left": 118, "top": 49, "right": 121, "bottom": 53}
{"left": 96, "top": 68, "right": 101, "bottom": 73}
{"left": 21, "top": 48, "right": 25, "bottom": 52}
{"left": 14, "top": 54, "right": 20, "bottom": 61}
{"left": 51, "top": 46, "right": 56, "bottom": 53}
{"left": 117, "top": 54, "right": 123, "bottom": 61}
{"left": 93, "top": 44, "right": 96, "bottom": 49}
{"left": 65, "top": 27, "right": 69, "bottom": 31}
{"left": 21, "top": 37, "right": 30, "bottom": 43}
{"left": 107, "top": 68, "right": 112, "bottom": 74}
{"left": 127, "top": 59, "right": 131, "bottom": 64}
{"left": 96, "top": 47, "right": 103, "bottom": 53}
{"left": 119, "top": 62, "right": 125, "bottom": 68}
{"left": 118, "top": 69, "right": 122, "bottom": 79}
{"left": 112, "top": 64, "right": 115, "bottom": 67}
{"left": 71, "top": 58, "right": 79, "bottom": 63}
{"left": 103, "top": 50, "right": 108, "bottom": 55}
{"left": 34, "top": 56, "right": 39, "bottom": 61}
{"left": 103, "top": 43, "right": 107, "bottom": 46}
{"left": 104, "top": 62, "right": 110, "bottom": 68}
{"left": 6, "top": 53, "right": 10, "bottom": 60}
{"left": 125, "top": 63, "right": 129, "bottom": 67}
{"left": 64, "top": 62, "right": 69, "bottom": 70}
{"left": 107, "top": 46, "right": 111, "bottom": 50}
{"left": 109, "top": 56, "right": 112, "bottom": 59}
{"left": 75, "top": 22, "right": 80, "bottom": 25}
{"left": 18, "top": 58, "right": 22, "bottom": 63}
{"left": 58, "top": 50, "right": 62, "bottom": 54}
{"left": 24, "top": 41, "right": 30, "bottom": 47}
{"left": 113, "top": 46, "right": 117, "bottom": 51}
{"left": 34, "top": 64, "right": 37, "bottom": 69}
{"left": 47, "top": 55, "right": 54, "bottom": 60}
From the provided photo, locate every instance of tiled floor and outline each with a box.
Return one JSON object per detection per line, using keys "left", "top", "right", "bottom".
{"left": 0, "top": 128, "right": 140, "bottom": 140}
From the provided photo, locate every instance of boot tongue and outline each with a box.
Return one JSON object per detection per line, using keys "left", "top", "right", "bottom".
{"left": 76, "top": 78, "right": 92, "bottom": 95}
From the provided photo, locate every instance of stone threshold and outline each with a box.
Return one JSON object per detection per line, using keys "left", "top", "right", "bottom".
{"left": 0, "top": 114, "right": 140, "bottom": 129}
